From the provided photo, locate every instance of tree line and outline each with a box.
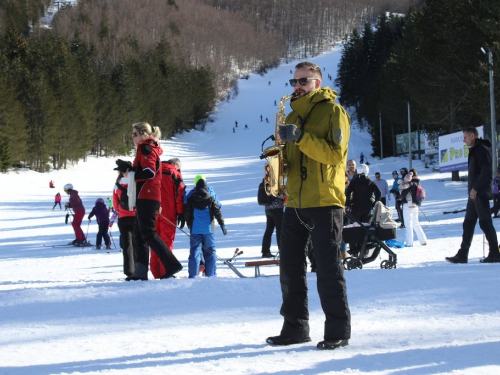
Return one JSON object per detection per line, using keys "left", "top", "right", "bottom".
{"left": 0, "top": 0, "right": 417, "bottom": 172}
{"left": 335, "top": 0, "right": 500, "bottom": 160}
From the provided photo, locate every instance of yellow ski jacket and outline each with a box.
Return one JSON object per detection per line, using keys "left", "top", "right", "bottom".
{"left": 284, "top": 87, "right": 350, "bottom": 208}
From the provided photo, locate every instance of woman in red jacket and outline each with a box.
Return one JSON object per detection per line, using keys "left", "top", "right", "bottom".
{"left": 124, "top": 122, "right": 183, "bottom": 281}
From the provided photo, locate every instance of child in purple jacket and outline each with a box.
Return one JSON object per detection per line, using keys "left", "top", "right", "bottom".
{"left": 88, "top": 198, "right": 111, "bottom": 250}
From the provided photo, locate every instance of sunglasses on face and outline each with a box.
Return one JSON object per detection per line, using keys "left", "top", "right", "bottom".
{"left": 289, "top": 77, "right": 318, "bottom": 87}
{"left": 132, "top": 131, "right": 143, "bottom": 138}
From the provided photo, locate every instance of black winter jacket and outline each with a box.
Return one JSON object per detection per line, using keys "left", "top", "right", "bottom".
{"left": 468, "top": 138, "right": 493, "bottom": 199}
{"left": 345, "top": 174, "right": 381, "bottom": 214}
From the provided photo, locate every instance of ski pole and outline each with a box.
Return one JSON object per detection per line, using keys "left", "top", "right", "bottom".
{"left": 483, "top": 233, "right": 486, "bottom": 258}
{"left": 109, "top": 229, "right": 116, "bottom": 251}
{"left": 158, "top": 212, "right": 243, "bottom": 267}
{"left": 417, "top": 205, "right": 431, "bottom": 222}
{"left": 85, "top": 220, "right": 90, "bottom": 242}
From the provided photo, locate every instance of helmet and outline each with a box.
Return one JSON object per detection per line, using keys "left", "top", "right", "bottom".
{"left": 63, "top": 183, "right": 73, "bottom": 191}
{"left": 194, "top": 174, "right": 206, "bottom": 185}
{"left": 96, "top": 198, "right": 104, "bottom": 204}
{"left": 400, "top": 167, "right": 408, "bottom": 175}
{"left": 357, "top": 164, "right": 369, "bottom": 176}
{"left": 392, "top": 170, "right": 398, "bottom": 175}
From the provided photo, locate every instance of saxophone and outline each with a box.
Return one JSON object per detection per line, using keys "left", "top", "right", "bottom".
{"left": 261, "top": 93, "right": 296, "bottom": 197}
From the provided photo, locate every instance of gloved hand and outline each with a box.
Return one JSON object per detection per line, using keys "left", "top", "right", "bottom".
{"left": 177, "top": 214, "right": 185, "bottom": 229}
{"left": 221, "top": 225, "right": 227, "bottom": 235}
{"left": 278, "top": 124, "right": 301, "bottom": 142}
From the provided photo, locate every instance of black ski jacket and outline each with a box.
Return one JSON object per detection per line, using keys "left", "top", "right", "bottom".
{"left": 468, "top": 138, "right": 493, "bottom": 198}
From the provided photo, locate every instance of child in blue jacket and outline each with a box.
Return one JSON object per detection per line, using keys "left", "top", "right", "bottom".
{"left": 184, "top": 177, "right": 226, "bottom": 278}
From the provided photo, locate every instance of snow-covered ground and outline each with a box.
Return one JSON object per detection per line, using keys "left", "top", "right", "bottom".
{"left": 1, "top": 46, "right": 500, "bottom": 375}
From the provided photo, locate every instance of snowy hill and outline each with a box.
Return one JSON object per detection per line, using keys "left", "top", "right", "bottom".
{"left": 1, "top": 46, "right": 500, "bottom": 375}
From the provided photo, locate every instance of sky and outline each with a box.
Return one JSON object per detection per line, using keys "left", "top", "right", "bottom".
{"left": 1, "top": 46, "right": 500, "bottom": 375}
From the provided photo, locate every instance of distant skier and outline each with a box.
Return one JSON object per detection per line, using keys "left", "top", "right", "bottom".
{"left": 49, "top": 180, "right": 55, "bottom": 188}
{"left": 52, "top": 192, "right": 62, "bottom": 210}
{"left": 360, "top": 152, "right": 364, "bottom": 164}
{"left": 244, "top": 124, "right": 249, "bottom": 129}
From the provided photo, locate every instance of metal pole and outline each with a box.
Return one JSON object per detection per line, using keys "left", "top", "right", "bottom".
{"left": 379, "top": 109, "right": 383, "bottom": 159}
{"left": 488, "top": 49, "right": 497, "bottom": 174}
{"left": 408, "top": 101, "right": 412, "bottom": 169}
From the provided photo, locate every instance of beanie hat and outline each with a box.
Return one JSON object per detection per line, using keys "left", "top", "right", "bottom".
{"left": 194, "top": 174, "right": 206, "bottom": 185}
{"left": 96, "top": 198, "right": 104, "bottom": 204}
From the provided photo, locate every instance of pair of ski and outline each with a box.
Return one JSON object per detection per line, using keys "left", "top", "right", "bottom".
{"left": 44, "top": 242, "right": 93, "bottom": 248}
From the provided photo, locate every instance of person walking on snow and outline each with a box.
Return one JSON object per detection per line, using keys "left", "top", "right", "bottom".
{"left": 64, "top": 183, "right": 86, "bottom": 246}
{"left": 446, "top": 127, "right": 500, "bottom": 263}
{"left": 88, "top": 198, "right": 111, "bottom": 250}
{"left": 184, "top": 176, "right": 227, "bottom": 278}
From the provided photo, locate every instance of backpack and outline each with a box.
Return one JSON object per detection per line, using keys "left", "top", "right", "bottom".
{"left": 115, "top": 183, "right": 130, "bottom": 211}
{"left": 257, "top": 180, "right": 273, "bottom": 206}
{"left": 415, "top": 184, "right": 426, "bottom": 205}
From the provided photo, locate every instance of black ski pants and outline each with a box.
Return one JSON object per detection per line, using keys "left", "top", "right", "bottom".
{"left": 261, "top": 208, "right": 283, "bottom": 254}
{"left": 118, "top": 216, "right": 135, "bottom": 276}
{"left": 458, "top": 196, "right": 499, "bottom": 258}
{"left": 96, "top": 221, "right": 110, "bottom": 247}
{"left": 279, "top": 206, "right": 351, "bottom": 341}
{"left": 133, "top": 199, "right": 182, "bottom": 273}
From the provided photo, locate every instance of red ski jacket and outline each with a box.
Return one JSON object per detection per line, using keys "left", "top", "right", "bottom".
{"left": 159, "top": 161, "right": 185, "bottom": 219}
{"left": 112, "top": 177, "right": 136, "bottom": 219}
{"left": 132, "top": 137, "right": 163, "bottom": 202}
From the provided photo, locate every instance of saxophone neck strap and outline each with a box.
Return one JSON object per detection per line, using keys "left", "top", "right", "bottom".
{"left": 297, "top": 101, "right": 321, "bottom": 127}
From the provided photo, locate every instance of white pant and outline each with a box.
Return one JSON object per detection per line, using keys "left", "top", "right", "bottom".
{"left": 402, "top": 203, "right": 427, "bottom": 246}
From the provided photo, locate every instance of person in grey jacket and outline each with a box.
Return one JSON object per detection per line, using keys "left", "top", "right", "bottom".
{"left": 373, "top": 172, "right": 390, "bottom": 206}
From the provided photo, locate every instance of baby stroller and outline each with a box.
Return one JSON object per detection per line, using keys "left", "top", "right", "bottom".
{"left": 342, "top": 201, "right": 398, "bottom": 270}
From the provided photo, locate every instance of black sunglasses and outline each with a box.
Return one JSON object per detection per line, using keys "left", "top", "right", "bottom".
{"left": 132, "top": 131, "right": 143, "bottom": 138}
{"left": 289, "top": 78, "right": 318, "bottom": 87}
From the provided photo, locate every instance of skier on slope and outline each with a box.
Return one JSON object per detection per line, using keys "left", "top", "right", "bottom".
{"left": 64, "top": 183, "right": 87, "bottom": 246}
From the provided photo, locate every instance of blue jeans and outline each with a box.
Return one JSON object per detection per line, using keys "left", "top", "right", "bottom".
{"left": 189, "top": 233, "right": 216, "bottom": 278}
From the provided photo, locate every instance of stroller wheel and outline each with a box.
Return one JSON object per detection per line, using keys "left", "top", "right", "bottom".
{"left": 381, "top": 260, "right": 397, "bottom": 269}
{"left": 344, "top": 257, "right": 362, "bottom": 271}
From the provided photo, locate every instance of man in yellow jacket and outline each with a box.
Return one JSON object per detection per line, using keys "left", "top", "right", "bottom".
{"left": 266, "top": 62, "right": 351, "bottom": 350}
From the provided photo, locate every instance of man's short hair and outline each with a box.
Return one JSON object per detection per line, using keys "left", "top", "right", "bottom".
{"left": 463, "top": 127, "right": 478, "bottom": 136}
{"left": 295, "top": 61, "right": 322, "bottom": 79}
